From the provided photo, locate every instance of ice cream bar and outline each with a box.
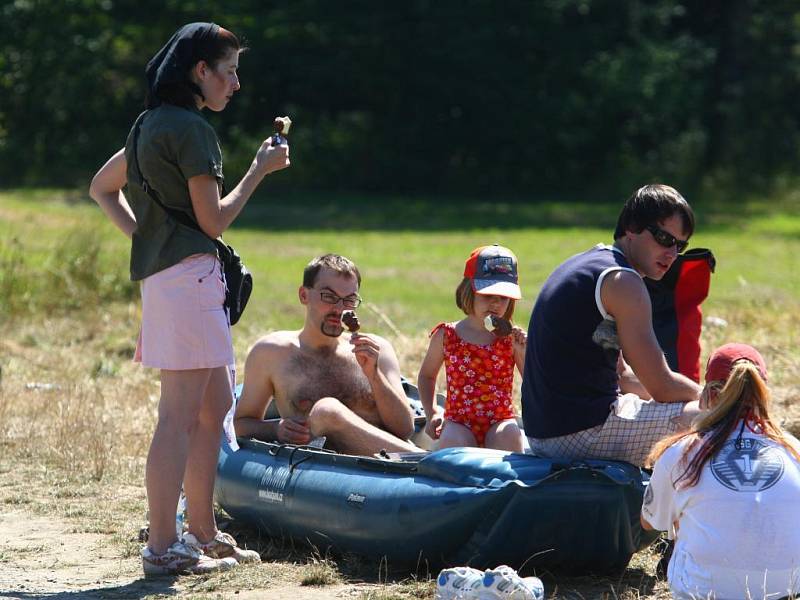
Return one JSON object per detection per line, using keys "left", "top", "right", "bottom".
{"left": 274, "top": 116, "right": 292, "bottom": 134}
{"left": 342, "top": 310, "right": 360, "bottom": 333}
{"left": 272, "top": 116, "right": 292, "bottom": 146}
{"left": 484, "top": 314, "right": 512, "bottom": 337}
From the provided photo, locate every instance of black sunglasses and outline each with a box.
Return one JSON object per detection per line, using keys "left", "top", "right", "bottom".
{"left": 645, "top": 225, "right": 689, "bottom": 253}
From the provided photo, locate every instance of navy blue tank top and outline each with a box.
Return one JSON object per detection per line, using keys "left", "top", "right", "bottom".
{"left": 522, "top": 244, "right": 637, "bottom": 438}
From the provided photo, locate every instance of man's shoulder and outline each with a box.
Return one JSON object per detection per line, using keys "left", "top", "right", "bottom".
{"left": 603, "top": 267, "right": 643, "bottom": 288}
{"left": 600, "top": 268, "right": 646, "bottom": 314}
{"left": 248, "top": 330, "right": 301, "bottom": 359}
{"left": 545, "top": 244, "right": 631, "bottom": 291}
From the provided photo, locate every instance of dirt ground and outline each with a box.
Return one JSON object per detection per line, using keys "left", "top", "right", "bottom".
{"left": 0, "top": 506, "right": 385, "bottom": 600}
{"left": 0, "top": 509, "right": 149, "bottom": 600}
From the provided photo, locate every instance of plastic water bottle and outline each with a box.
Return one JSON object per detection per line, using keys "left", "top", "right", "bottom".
{"left": 175, "top": 489, "right": 186, "bottom": 538}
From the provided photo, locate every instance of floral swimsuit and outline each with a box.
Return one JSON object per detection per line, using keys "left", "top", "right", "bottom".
{"left": 433, "top": 322, "right": 517, "bottom": 446}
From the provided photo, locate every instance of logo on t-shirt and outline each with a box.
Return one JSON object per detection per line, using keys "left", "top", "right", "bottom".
{"left": 710, "top": 438, "right": 785, "bottom": 492}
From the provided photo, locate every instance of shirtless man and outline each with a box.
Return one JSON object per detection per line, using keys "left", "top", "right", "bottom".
{"left": 234, "top": 254, "right": 418, "bottom": 455}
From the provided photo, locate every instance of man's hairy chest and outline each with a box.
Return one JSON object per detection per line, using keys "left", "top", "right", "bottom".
{"left": 277, "top": 346, "right": 375, "bottom": 417}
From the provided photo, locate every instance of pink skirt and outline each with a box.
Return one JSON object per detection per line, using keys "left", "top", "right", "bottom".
{"left": 134, "top": 253, "right": 234, "bottom": 370}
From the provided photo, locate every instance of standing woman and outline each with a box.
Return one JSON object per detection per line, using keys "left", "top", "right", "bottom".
{"left": 89, "top": 23, "right": 289, "bottom": 575}
{"left": 642, "top": 343, "right": 800, "bottom": 599}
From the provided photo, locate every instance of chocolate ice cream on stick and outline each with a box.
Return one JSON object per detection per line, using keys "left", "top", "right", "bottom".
{"left": 342, "top": 310, "right": 361, "bottom": 333}
{"left": 272, "top": 116, "right": 292, "bottom": 146}
{"left": 484, "top": 314, "right": 512, "bottom": 337}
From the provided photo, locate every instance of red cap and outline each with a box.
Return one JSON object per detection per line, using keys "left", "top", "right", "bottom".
{"left": 463, "top": 244, "right": 521, "bottom": 300}
{"left": 705, "top": 343, "right": 768, "bottom": 384}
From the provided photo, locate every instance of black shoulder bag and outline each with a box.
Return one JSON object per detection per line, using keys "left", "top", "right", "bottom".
{"left": 130, "top": 111, "right": 252, "bottom": 325}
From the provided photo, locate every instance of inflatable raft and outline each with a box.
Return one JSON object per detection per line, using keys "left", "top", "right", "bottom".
{"left": 215, "top": 433, "right": 658, "bottom": 573}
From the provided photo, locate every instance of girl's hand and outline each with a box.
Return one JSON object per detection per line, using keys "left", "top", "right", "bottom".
{"left": 511, "top": 326, "right": 527, "bottom": 348}
{"left": 254, "top": 137, "right": 290, "bottom": 176}
{"left": 425, "top": 406, "right": 445, "bottom": 440}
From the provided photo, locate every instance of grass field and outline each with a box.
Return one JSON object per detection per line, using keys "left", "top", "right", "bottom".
{"left": 1, "top": 188, "right": 798, "bottom": 599}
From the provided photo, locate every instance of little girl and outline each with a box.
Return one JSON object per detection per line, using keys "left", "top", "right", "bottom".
{"left": 418, "top": 245, "right": 527, "bottom": 452}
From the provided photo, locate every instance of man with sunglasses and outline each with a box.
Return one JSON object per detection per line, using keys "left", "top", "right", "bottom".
{"left": 522, "top": 184, "right": 702, "bottom": 467}
{"left": 234, "top": 254, "right": 418, "bottom": 455}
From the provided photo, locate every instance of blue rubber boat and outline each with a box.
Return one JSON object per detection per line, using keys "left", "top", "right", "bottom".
{"left": 216, "top": 432, "right": 657, "bottom": 572}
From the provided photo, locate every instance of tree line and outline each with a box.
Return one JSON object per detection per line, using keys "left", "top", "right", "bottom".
{"left": 2, "top": 0, "right": 799, "bottom": 197}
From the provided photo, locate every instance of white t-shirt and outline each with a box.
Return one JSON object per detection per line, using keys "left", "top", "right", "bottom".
{"left": 642, "top": 425, "right": 800, "bottom": 600}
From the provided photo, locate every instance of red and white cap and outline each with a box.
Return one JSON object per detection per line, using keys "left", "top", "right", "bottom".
{"left": 463, "top": 244, "right": 521, "bottom": 300}
{"left": 705, "top": 343, "right": 768, "bottom": 384}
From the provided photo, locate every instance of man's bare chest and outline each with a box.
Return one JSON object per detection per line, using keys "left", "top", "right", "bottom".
{"left": 275, "top": 347, "right": 375, "bottom": 417}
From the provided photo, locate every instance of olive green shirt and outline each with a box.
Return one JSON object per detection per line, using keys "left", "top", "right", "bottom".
{"left": 124, "top": 104, "right": 222, "bottom": 281}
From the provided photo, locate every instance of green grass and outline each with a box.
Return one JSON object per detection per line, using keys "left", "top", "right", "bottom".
{"left": 3, "top": 185, "right": 798, "bottom": 411}
{"left": 3, "top": 186, "right": 797, "bottom": 346}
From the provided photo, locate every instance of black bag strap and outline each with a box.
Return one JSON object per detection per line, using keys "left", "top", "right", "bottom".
{"left": 130, "top": 110, "right": 215, "bottom": 241}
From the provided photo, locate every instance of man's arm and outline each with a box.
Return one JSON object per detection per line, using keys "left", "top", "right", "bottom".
{"left": 234, "top": 341, "right": 279, "bottom": 440}
{"left": 617, "top": 354, "right": 652, "bottom": 399}
{"left": 351, "top": 334, "right": 414, "bottom": 440}
{"left": 234, "top": 339, "right": 311, "bottom": 444}
{"left": 602, "top": 271, "right": 701, "bottom": 403}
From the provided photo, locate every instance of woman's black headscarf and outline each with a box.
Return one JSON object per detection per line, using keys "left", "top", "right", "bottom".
{"left": 145, "top": 22, "right": 220, "bottom": 109}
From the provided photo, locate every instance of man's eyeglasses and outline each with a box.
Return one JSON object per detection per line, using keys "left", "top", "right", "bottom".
{"left": 645, "top": 225, "right": 689, "bottom": 253}
{"left": 313, "top": 288, "right": 362, "bottom": 309}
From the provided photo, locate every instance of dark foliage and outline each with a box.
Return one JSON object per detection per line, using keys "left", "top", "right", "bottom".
{"left": 2, "top": 0, "right": 799, "bottom": 196}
